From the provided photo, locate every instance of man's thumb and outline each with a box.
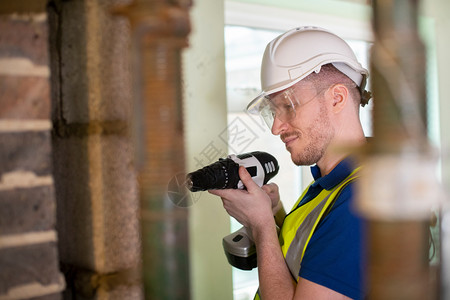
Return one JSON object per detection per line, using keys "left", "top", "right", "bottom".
{"left": 238, "top": 166, "right": 258, "bottom": 191}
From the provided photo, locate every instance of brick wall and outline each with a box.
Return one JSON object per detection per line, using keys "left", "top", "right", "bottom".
{"left": 0, "top": 11, "right": 65, "bottom": 300}
{"left": 47, "top": 0, "right": 143, "bottom": 298}
{"left": 0, "top": 0, "right": 142, "bottom": 298}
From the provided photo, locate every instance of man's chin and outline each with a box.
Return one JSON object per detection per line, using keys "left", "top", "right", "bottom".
{"left": 290, "top": 150, "right": 318, "bottom": 167}
{"left": 289, "top": 151, "right": 302, "bottom": 166}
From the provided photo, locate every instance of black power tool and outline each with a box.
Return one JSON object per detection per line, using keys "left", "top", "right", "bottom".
{"left": 186, "top": 151, "right": 279, "bottom": 270}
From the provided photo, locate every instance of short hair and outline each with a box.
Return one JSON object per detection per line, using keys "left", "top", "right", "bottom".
{"left": 303, "top": 63, "right": 361, "bottom": 106}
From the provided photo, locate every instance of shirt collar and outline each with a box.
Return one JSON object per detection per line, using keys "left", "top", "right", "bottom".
{"left": 309, "top": 157, "right": 355, "bottom": 191}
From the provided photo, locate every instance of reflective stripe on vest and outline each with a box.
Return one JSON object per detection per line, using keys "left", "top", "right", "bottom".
{"left": 254, "top": 168, "right": 360, "bottom": 300}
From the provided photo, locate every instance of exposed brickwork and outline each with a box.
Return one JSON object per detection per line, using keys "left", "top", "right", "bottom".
{"left": 0, "top": 7, "right": 64, "bottom": 299}
{"left": 47, "top": 0, "right": 143, "bottom": 298}
{"left": 0, "top": 16, "right": 49, "bottom": 65}
{"left": 0, "top": 75, "right": 50, "bottom": 119}
{"left": 0, "top": 131, "right": 52, "bottom": 176}
{"left": 0, "top": 242, "right": 61, "bottom": 294}
{"left": 0, "top": 185, "right": 56, "bottom": 235}
{"left": 52, "top": 134, "right": 139, "bottom": 273}
{"left": 60, "top": 264, "right": 142, "bottom": 299}
{"left": 49, "top": 0, "right": 133, "bottom": 124}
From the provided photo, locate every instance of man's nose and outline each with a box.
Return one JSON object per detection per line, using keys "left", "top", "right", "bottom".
{"left": 271, "top": 116, "right": 288, "bottom": 135}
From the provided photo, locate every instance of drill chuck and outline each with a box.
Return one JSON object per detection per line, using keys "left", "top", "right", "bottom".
{"left": 186, "top": 151, "right": 279, "bottom": 191}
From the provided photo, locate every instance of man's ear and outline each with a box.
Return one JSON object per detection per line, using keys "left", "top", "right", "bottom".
{"left": 330, "top": 84, "right": 348, "bottom": 113}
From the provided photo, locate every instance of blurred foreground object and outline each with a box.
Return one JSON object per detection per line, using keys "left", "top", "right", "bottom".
{"left": 356, "top": 0, "right": 444, "bottom": 299}
{"left": 113, "top": 0, "right": 192, "bottom": 298}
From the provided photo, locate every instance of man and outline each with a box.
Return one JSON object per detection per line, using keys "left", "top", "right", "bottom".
{"left": 210, "top": 27, "right": 372, "bottom": 299}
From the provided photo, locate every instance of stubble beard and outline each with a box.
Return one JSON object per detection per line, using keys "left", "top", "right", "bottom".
{"left": 290, "top": 105, "right": 334, "bottom": 166}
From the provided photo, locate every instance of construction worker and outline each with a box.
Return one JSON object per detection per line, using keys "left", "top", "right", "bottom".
{"left": 210, "top": 26, "right": 372, "bottom": 299}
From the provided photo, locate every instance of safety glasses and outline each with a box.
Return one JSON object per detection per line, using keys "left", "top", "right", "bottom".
{"left": 247, "top": 85, "right": 326, "bottom": 129}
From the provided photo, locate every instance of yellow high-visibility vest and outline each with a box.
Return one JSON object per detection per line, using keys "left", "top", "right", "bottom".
{"left": 254, "top": 168, "right": 360, "bottom": 300}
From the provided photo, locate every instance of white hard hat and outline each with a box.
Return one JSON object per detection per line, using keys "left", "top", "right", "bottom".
{"left": 248, "top": 26, "right": 371, "bottom": 110}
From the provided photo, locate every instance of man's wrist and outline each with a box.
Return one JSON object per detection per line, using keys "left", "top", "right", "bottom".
{"left": 273, "top": 199, "right": 282, "bottom": 215}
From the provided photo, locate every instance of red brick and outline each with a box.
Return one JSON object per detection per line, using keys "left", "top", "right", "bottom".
{"left": 0, "top": 16, "right": 48, "bottom": 65}
{"left": 0, "top": 75, "right": 50, "bottom": 119}
{"left": 0, "top": 131, "right": 51, "bottom": 176}
{"left": 0, "top": 185, "right": 56, "bottom": 235}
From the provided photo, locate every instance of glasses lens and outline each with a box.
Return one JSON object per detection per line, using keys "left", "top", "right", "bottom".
{"left": 259, "top": 98, "right": 275, "bottom": 128}
{"left": 268, "top": 89, "right": 297, "bottom": 123}
{"left": 246, "top": 89, "right": 299, "bottom": 129}
{"left": 246, "top": 94, "right": 274, "bottom": 128}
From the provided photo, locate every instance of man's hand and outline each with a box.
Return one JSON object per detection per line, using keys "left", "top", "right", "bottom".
{"left": 208, "top": 166, "right": 274, "bottom": 232}
{"left": 261, "top": 182, "right": 281, "bottom": 214}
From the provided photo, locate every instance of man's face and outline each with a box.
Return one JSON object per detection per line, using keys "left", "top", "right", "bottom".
{"left": 270, "top": 82, "right": 335, "bottom": 166}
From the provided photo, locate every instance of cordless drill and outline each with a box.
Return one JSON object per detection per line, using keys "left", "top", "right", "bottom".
{"left": 186, "top": 151, "right": 280, "bottom": 270}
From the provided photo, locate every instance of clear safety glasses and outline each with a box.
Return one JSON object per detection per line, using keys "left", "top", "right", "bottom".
{"left": 246, "top": 85, "right": 325, "bottom": 129}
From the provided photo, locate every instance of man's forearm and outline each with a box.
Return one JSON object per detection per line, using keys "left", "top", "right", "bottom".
{"left": 253, "top": 222, "right": 296, "bottom": 299}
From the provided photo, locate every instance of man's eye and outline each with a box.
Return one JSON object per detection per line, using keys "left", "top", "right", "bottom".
{"left": 283, "top": 104, "right": 294, "bottom": 112}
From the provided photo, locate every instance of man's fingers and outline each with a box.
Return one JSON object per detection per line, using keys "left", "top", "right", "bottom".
{"left": 261, "top": 183, "right": 278, "bottom": 194}
{"left": 208, "top": 166, "right": 260, "bottom": 194}
{"left": 208, "top": 189, "right": 231, "bottom": 197}
{"left": 239, "top": 166, "right": 259, "bottom": 191}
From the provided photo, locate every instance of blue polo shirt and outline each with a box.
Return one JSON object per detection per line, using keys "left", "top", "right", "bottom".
{"left": 297, "top": 159, "right": 367, "bottom": 299}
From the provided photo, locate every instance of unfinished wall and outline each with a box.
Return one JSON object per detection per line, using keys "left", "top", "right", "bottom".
{"left": 0, "top": 1, "right": 65, "bottom": 299}
{"left": 48, "top": 0, "right": 142, "bottom": 298}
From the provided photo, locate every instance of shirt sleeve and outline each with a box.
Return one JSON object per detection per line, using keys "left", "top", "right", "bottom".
{"left": 298, "top": 184, "right": 367, "bottom": 300}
